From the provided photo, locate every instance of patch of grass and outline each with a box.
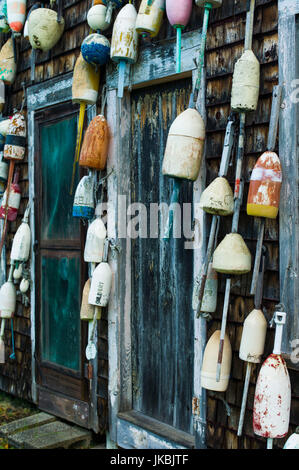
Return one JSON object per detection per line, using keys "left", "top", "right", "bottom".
{"left": 0, "top": 391, "right": 37, "bottom": 449}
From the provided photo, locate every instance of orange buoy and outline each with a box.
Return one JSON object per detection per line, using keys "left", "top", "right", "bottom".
{"left": 247, "top": 151, "right": 282, "bottom": 219}
{"left": 79, "top": 114, "right": 109, "bottom": 171}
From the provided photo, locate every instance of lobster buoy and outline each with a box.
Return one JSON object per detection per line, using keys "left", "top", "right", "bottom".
{"left": 166, "top": 0, "right": 192, "bottom": 73}
{"left": 231, "top": 50, "right": 260, "bottom": 113}
{"left": 72, "top": 53, "right": 100, "bottom": 105}
{"left": 80, "top": 279, "right": 101, "bottom": 321}
{"left": 136, "top": 0, "right": 165, "bottom": 38}
{"left": 253, "top": 312, "right": 291, "bottom": 446}
{"left": 239, "top": 309, "right": 267, "bottom": 363}
{"left": 79, "top": 115, "right": 109, "bottom": 171}
{"left": 213, "top": 233, "right": 251, "bottom": 275}
{"left": 28, "top": 8, "right": 65, "bottom": 52}
{"left": 20, "top": 278, "right": 29, "bottom": 293}
{"left": 247, "top": 151, "right": 282, "bottom": 219}
{"left": 284, "top": 428, "right": 299, "bottom": 449}
{"left": 87, "top": 4, "right": 110, "bottom": 31}
{"left": 0, "top": 80, "right": 4, "bottom": 113}
{"left": 0, "top": 171, "right": 21, "bottom": 221}
{"left": 7, "top": 0, "right": 26, "bottom": 33}
{"left": 89, "top": 261, "right": 112, "bottom": 307}
{"left": 201, "top": 263, "right": 218, "bottom": 314}
{"left": 201, "top": 330, "right": 232, "bottom": 392}
{"left": 23, "top": 3, "right": 41, "bottom": 40}
{"left": 11, "top": 204, "right": 31, "bottom": 263}
{"left": 162, "top": 108, "right": 205, "bottom": 181}
{"left": 4, "top": 112, "right": 26, "bottom": 161}
{"left": 195, "top": 0, "right": 222, "bottom": 7}
{"left": 73, "top": 175, "right": 95, "bottom": 220}
{"left": 84, "top": 218, "right": 106, "bottom": 263}
{"left": 0, "top": 38, "right": 17, "bottom": 85}
{"left": 81, "top": 33, "right": 110, "bottom": 66}
{"left": 13, "top": 263, "right": 22, "bottom": 280}
{"left": 111, "top": 3, "right": 138, "bottom": 99}
{"left": 0, "top": 278, "right": 16, "bottom": 318}
{"left": 0, "top": 119, "right": 10, "bottom": 183}
{"left": 0, "top": 0, "right": 10, "bottom": 33}
{"left": 199, "top": 177, "right": 234, "bottom": 216}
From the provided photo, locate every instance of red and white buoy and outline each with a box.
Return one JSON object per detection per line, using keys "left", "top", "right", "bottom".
{"left": 253, "top": 311, "right": 291, "bottom": 449}
{"left": 7, "top": 0, "right": 26, "bottom": 34}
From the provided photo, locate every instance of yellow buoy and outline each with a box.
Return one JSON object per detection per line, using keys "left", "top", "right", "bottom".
{"left": 72, "top": 53, "right": 100, "bottom": 105}
{"left": 80, "top": 279, "right": 102, "bottom": 321}
{"left": 135, "top": 0, "right": 165, "bottom": 38}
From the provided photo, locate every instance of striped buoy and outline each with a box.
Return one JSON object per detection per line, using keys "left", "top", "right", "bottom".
{"left": 7, "top": 0, "right": 26, "bottom": 33}
{"left": 73, "top": 175, "right": 95, "bottom": 219}
{"left": 4, "top": 112, "right": 26, "bottom": 161}
{"left": 0, "top": 171, "right": 21, "bottom": 222}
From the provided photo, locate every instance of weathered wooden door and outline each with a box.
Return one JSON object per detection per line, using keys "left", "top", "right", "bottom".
{"left": 130, "top": 80, "right": 194, "bottom": 433}
{"left": 34, "top": 102, "right": 90, "bottom": 427}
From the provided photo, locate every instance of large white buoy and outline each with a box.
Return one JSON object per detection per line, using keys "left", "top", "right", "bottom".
{"left": 111, "top": 3, "right": 138, "bottom": 98}
{"left": 213, "top": 233, "right": 251, "bottom": 275}
{"left": 89, "top": 261, "right": 112, "bottom": 307}
{"left": 201, "top": 330, "right": 232, "bottom": 392}
{"left": 162, "top": 108, "right": 205, "bottom": 181}
{"left": 7, "top": 0, "right": 26, "bottom": 33}
{"left": 135, "top": 0, "right": 165, "bottom": 38}
{"left": 0, "top": 38, "right": 17, "bottom": 85}
{"left": 84, "top": 218, "right": 107, "bottom": 263}
{"left": 28, "top": 8, "right": 65, "bottom": 52}
{"left": 11, "top": 204, "right": 31, "bottom": 262}
{"left": 73, "top": 175, "right": 95, "bottom": 220}
{"left": 253, "top": 312, "right": 291, "bottom": 448}
{"left": 231, "top": 50, "right": 260, "bottom": 113}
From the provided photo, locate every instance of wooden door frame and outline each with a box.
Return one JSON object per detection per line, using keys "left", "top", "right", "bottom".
{"left": 26, "top": 73, "right": 99, "bottom": 431}
{"left": 106, "top": 30, "right": 207, "bottom": 449}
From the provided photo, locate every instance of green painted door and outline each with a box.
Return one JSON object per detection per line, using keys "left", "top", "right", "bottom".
{"left": 35, "top": 103, "right": 89, "bottom": 426}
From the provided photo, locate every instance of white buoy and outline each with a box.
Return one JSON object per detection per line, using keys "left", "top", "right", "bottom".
{"left": 135, "top": 0, "right": 165, "bottom": 38}
{"left": 20, "top": 278, "right": 29, "bottom": 293}
{"left": 73, "top": 175, "right": 95, "bottom": 220}
{"left": 11, "top": 204, "right": 31, "bottom": 262}
{"left": 84, "top": 218, "right": 107, "bottom": 263}
{"left": 283, "top": 428, "right": 299, "bottom": 449}
{"left": 28, "top": 8, "right": 65, "bottom": 52}
{"left": 89, "top": 261, "right": 112, "bottom": 307}
{"left": 87, "top": 4, "right": 110, "bottom": 31}
{"left": 253, "top": 312, "right": 291, "bottom": 448}
{"left": 0, "top": 268, "right": 16, "bottom": 319}
{"left": 201, "top": 330, "right": 232, "bottom": 392}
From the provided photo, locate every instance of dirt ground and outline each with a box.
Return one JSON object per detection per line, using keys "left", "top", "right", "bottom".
{"left": 0, "top": 391, "right": 37, "bottom": 449}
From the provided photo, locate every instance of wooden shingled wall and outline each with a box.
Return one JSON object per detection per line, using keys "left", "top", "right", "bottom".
{"left": 0, "top": 0, "right": 297, "bottom": 447}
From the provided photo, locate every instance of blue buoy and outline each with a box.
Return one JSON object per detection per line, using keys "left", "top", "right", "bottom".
{"left": 81, "top": 33, "right": 110, "bottom": 67}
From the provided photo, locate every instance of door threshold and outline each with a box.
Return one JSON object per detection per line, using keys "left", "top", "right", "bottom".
{"left": 117, "top": 410, "right": 195, "bottom": 449}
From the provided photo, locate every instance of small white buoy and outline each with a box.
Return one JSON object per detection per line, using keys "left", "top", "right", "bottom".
{"left": 201, "top": 330, "right": 232, "bottom": 392}
{"left": 20, "top": 278, "right": 29, "bottom": 293}
{"left": 11, "top": 204, "right": 31, "bottom": 262}
{"left": 87, "top": 4, "right": 110, "bottom": 31}
{"left": 13, "top": 263, "right": 22, "bottom": 280}
{"left": 89, "top": 261, "right": 112, "bottom": 307}
{"left": 84, "top": 218, "right": 107, "bottom": 263}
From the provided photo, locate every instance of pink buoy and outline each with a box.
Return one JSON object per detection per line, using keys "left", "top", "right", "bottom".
{"left": 166, "top": 0, "right": 192, "bottom": 73}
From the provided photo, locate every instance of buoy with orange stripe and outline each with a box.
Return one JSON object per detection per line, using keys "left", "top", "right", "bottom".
{"left": 7, "top": 0, "right": 26, "bottom": 34}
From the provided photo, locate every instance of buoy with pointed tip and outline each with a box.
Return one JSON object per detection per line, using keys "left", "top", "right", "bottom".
{"left": 7, "top": 0, "right": 26, "bottom": 33}
{"left": 80, "top": 279, "right": 102, "bottom": 321}
{"left": 231, "top": 50, "right": 260, "bottom": 113}
{"left": 89, "top": 261, "right": 112, "bottom": 307}
{"left": 111, "top": 3, "right": 138, "bottom": 99}
{"left": 0, "top": 38, "right": 17, "bottom": 85}
{"left": 213, "top": 233, "right": 251, "bottom": 275}
{"left": 283, "top": 428, "right": 299, "bottom": 449}
{"left": 135, "top": 0, "right": 165, "bottom": 38}
{"left": 199, "top": 177, "right": 234, "bottom": 216}
{"left": 11, "top": 204, "right": 31, "bottom": 262}
{"left": 28, "top": 8, "right": 65, "bottom": 52}
{"left": 253, "top": 312, "right": 291, "bottom": 448}
{"left": 79, "top": 114, "right": 109, "bottom": 171}
{"left": 73, "top": 175, "right": 95, "bottom": 220}
{"left": 201, "top": 330, "right": 232, "bottom": 392}
{"left": 87, "top": 3, "right": 110, "bottom": 31}
{"left": 84, "top": 218, "right": 107, "bottom": 263}
{"left": 247, "top": 151, "right": 282, "bottom": 219}
{"left": 81, "top": 33, "right": 110, "bottom": 67}
{"left": 166, "top": 0, "right": 192, "bottom": 73}
{"left": 4, "top": 111, "right": 26, "bottom": 161}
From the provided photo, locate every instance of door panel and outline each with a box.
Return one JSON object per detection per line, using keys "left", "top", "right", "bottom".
{"left": 35, "top": 102, "right": 89, "bottom": 425}
{"left": 131, "top": 79, "right": 194, "bottom": 435}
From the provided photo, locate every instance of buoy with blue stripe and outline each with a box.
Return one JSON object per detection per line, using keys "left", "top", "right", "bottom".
{"left": 81, "top": 33, "right": 110, "bottom": 67}
{"left": 7, "top": 0, "right": 26, "bottom": 34}
{"left": 73, "top": 175, "right": 95, "bottom": 220}
{"left": 166, "top": 0, "right": 192, "bottom": 73}
{"left": 111, "top": 3, "right": 138, "bottom": 99}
